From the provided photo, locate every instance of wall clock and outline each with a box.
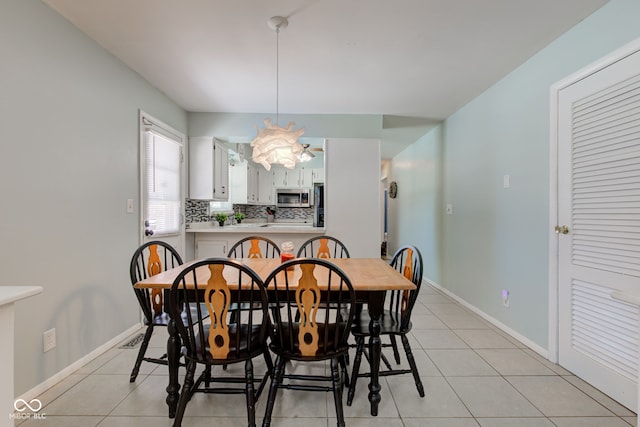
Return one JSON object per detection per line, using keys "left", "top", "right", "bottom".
{"left": 389, "top": 181, "right": 398, "bottom": 198}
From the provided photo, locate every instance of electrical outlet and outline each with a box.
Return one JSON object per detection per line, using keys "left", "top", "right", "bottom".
{"left": 43, "top": 328, "right": 56, "bottom": 352}
{"left": 501, "top": 290, "right": 510, "bottom": 308}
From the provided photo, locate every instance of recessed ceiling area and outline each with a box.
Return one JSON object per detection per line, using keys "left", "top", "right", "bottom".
{"left": 42, "top": 0, "right": 609, "bottom": 158}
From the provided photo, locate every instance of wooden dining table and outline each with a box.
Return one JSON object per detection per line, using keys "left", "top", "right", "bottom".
{"left": 134, "top": 257, "right": 416, "bottom": 417}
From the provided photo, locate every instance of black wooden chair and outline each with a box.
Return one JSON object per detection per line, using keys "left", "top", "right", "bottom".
{"left": 128, "top": 240, "right": 183, "bottom": 382}
{"left": 168, "top": 258, "right": 271, "bottom": 427}
{"left": 262, "top": 258, "right": 356, "bottom": 427}
{"left": 346, "top": 245, "right": 425, "bottom": 406}
{"left": 228, "top": 236, "right": 280, "bottom": 259}
{"left": 295, "top": 236, "right": 352, "bottom": 326}
{"left": 297, "top": 236, "right": 350, "bottom": 259}
{"left": 227, "top": 235, "right": 281, "bottom": 325}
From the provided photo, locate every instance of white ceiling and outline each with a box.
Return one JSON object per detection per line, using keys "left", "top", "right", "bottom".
{"left": 43, "top": 0, "right": 608, "bottom": 158}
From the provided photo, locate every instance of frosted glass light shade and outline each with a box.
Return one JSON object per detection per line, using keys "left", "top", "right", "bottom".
{"left": 251, "top": 118, "right": 305, "bottom": 171}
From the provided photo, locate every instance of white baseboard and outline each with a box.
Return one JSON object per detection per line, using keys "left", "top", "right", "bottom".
{"left": 16, "top": 323, "right": 142, "bottom": 402}
{"left": 426, "top": 278, "right": 549, "bottom": 359}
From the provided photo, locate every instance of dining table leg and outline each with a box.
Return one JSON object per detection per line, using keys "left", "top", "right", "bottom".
{"left": 366, "top": 291, "right": 385, "bottom": 416}
{"left": 166, "top": 317, "right": 180, "bottom": 418}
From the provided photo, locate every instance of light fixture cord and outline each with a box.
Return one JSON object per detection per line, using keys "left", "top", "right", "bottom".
{"left": 275, "top": 25, "right": 280, "bottom": 126}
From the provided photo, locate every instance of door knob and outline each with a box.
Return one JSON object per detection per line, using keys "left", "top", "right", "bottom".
{"left": 554, "top": 225, "right": 569, "bottom": 235}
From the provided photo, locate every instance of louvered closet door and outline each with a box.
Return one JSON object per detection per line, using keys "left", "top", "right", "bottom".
{"left": 558, "top": 49, "right": 640, "bottom": 411}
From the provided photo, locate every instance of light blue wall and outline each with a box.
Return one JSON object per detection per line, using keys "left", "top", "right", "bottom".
{"left": 390, "top": 0, "right": 640, "bottom": 350}
{"left": 0, "top": 0, "right": 187, "bottom": 395}
{"left": 388, "top": 126, "right": 443, "bottom": 284}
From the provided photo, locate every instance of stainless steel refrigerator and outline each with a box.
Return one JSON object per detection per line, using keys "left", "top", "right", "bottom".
{"left": 313, "top": 183, "right": 324, "bottom": 227}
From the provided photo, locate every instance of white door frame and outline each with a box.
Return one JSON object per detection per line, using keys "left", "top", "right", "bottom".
{"left": 548, "top": 37, "right": 640, "bottom": 363}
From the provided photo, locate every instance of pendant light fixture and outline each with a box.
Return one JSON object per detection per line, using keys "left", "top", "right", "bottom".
{"left": 251, "top": 16, "right": 305, "bottom": 171}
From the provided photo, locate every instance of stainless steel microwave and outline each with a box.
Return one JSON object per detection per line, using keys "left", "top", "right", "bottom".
{"left": 276, "top": 188, "right": 310, "bottom": 208}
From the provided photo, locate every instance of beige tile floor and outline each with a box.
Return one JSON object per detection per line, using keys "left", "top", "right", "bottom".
{"left": 16, "top": 285, "right": 637, "bottom": 426}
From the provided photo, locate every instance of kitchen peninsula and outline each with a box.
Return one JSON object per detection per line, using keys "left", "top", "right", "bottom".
{"left": 187, "top": 221, "right": 325, "bottom": 258}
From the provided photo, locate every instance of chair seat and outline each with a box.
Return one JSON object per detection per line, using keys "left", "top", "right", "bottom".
{"left": 149, "top": 304, "right": 210, "bottom": 327}
{"left": 269, "top": 322, "right": 350, "bottom": 359}
{"left": 350, "top": 309, "right": 412, "bottom": 336}
{"left": 193, "top": 323, "right": 265, "bottom": 363}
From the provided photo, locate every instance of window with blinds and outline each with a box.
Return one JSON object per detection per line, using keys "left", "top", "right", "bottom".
{"left": 145, "top": 131, "right": 182, "bottom": 236}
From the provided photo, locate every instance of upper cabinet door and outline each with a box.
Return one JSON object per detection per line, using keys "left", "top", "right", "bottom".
{"left": 247, "top": 162, "right": 258, "bottom": 203}
{"left": 189, "top": 137, "right": 229, "bottom": 201}
{"left": 312, "top": 168, "right": 324, "bottom": 183}
{"left": 213, "top": 140, "right": 229, "bottom": 200}
{"left": 272, "top": 168, "right": 289, "bottom": 188}
{"left": 298, "top": 167, "right": 313, "bottom": 187}
{"left": 229, "top": 161, "right": 248, "bottom": 204}
{"left": 257, "top": 168, "right": 273, "bottom": 204}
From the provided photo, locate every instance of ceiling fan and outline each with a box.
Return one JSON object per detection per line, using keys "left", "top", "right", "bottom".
{"left": 302, "top": 143, "right": 324, "bottom": 153}
{"left": 298, "top": 144, "right": 317, "bottom": 162}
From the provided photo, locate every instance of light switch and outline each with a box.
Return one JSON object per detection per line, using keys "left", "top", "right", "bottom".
{"left": 446, "top": 204, "right": 453, "bottom": 215}
{"left": 127, "top": 199, "right": 134, "bottom": 213}
{"left": 503, "top": 174, "right": 510, "bottom": 188}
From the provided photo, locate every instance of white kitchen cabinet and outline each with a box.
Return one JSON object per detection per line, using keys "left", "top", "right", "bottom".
{"left": 272, "top": 166, "right": 316, "bottom": 188}
{"left": 272, "top": 167, "right": 290, "bottom": 188}
{"left": 298, "top": 167, "right": 314, "bottom": 187}
{"left": 189, "top": 137, "right": 229, "bottom": 200}
{"left": 230, "top": 160, "right": 273, "bottom": 205}
{"left": 247, "top": 162, "right": 259, "bottom": 203}
{"left": 312, "top": 168, "right": 324, "bottom": 183}
{"left": 213, "top": 141, "right": 229, "bottom": 199}
{"left": 257, "top": 168, "right": 274, "bottom": 204}
{"left": 229, "top": 161, "right": 248, "bottom": 204}
{"left": 195, "top": 239, "right": 228, "bottom": 258}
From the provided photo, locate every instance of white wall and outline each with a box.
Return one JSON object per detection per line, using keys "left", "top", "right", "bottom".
{"left": 189, "top": 112, "right": 383, "bottom": 140}
{"left": 325, "top": 138, "right": 381, "bottom": 258}
{"left": 390, "top": 0, "right": 640, "bottom": 350}
{"left": 0, "top": 0, "right": 187, "bottom": 396}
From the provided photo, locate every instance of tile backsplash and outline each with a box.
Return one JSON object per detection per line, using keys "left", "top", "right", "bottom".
{"left": 185, "top": 199, "right": 210, "bottom": 223}
{"left": 185, "top": 199, "right": 313, "bottom": 224}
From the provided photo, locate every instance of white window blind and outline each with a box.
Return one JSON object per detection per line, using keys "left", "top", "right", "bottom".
{"left": 145, "top": 130, "right": 182, "bottom": 236}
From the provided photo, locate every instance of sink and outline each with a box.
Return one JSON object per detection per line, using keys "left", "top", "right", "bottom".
{"left": 226, "top": 222, "right": 312, "bottom": 229}
{"left": 260, "top": 223, "right": 312, "bottom": 228}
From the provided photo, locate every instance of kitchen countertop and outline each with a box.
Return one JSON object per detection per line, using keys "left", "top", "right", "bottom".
{"left": 186, "top": 221, "right": 325, "bottom": 234}
{"left": 0, "top": 285, "right": 43, "bottom": 306}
